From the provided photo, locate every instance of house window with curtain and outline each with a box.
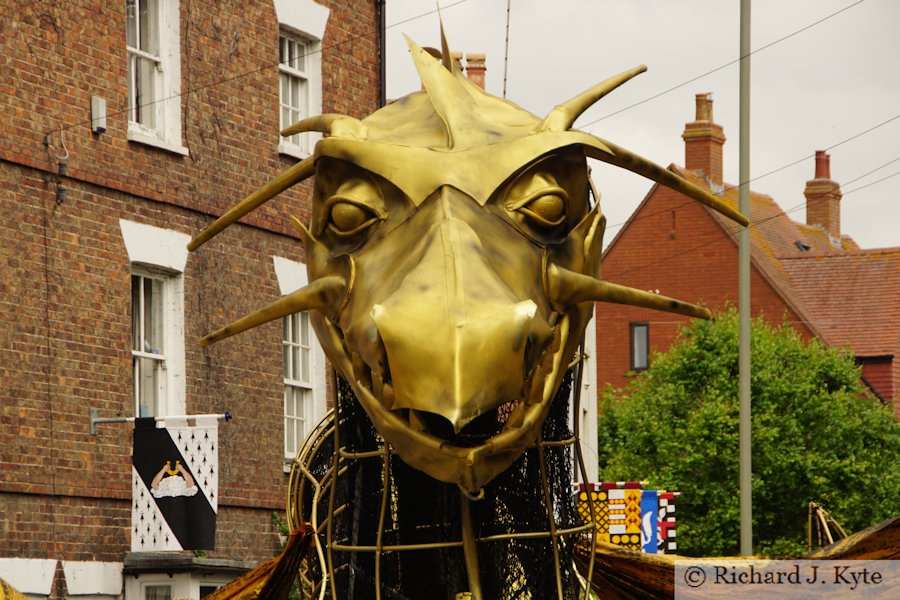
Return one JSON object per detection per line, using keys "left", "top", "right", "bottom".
{"left": 279, "top": 31, "right": 311, "bottom": 155}
{"left": 274, "top": 0, "right": 328, "bottom": 158}
{"left": 125, "top": 0, "right": 187, "bottom": 154}
{"left": 132, "top": 272, "right": 167, "bottom": 417}
{"left": 121, "top": 219, "right": 189, "bottom": 419}
{"left": 630, "top": 322, "right": 649, "bottom": 371}
{"left": 283, "top": 312, "right": 313, "bottom": 460}
{"left": 126, "top": 0, "right": 160, "bottom": 130}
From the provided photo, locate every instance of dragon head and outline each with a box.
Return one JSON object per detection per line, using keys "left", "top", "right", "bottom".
{"left": 189, "top": 36, "right": 746, "bottom": 493}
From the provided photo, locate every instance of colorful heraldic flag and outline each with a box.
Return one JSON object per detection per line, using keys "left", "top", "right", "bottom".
{"left": 576, "top": 483, "right": 678, "bottom": 555}
{"left": 131, "top": 416, "right": 218, "bottom": 551}
{"left": 640, "top": 489, "right": 659, "bottom": 554}
{"left": 658, "top": 491, "right": 677, "bottom": 554}
{"left": 622, "top": 488, "right": 643, "bottom": 551}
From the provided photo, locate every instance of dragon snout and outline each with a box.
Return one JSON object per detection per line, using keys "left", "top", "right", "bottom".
{"left": 345, "top": 203, "right": 554, "bottom": 434}
{"left": 373, "top": 298, "right": 547, "bottom": 433}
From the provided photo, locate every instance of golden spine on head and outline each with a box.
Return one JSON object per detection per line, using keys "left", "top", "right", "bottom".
{"left": 187, "top": 155, "right": 315, "bottom": 251}
{"left": 536, "top": 64, "right": 648, "bottom": 133}
{"left": 547, "top": 264, "right": 712, "bottom": 320}
{"left": 280, "top": 114, "right": 367, "bottom": 140}
{"left": 198, "top": 275, "right": 346, "bottom": 347}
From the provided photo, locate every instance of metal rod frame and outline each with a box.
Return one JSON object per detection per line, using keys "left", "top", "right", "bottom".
{"left": 89, "top": 408, "right": 232, "bottom": 435}
{"left": 287, "top": 358, "right": 599, "bottom": 599}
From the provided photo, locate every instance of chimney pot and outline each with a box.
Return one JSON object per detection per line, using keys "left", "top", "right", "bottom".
{"left": 695, "top": 93, "right": 713, "bottom": 121}
{"left": 683, "top": 93, "right": 725, "bottom": 186}
{"left": 805, "top": 152, "right": 842, "bottom": 242}
{"left": 465, "top": 53, "right": 486, "bottom": 90}
{"left": 814, "top": 150, "right": 831, "bottom": 179}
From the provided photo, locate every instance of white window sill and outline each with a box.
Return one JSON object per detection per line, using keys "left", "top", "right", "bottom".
{"left": 278, "top": 141, "right": 311, "bottom": 161}
{"left": 283, "top": 460, "right": 293, "bottom": 474}
{"left": 128, "top": 127, "right": 189, "bottom": 157}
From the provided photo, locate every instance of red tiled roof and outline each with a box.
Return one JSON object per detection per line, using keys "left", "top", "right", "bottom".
{"left": 781, "top": 248, "right": 900, "bottom": 356}
{"left": 671, "top": 165, "right": 899, "bottom": 358}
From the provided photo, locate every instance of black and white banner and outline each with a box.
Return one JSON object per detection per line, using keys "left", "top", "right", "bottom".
{"left": 131, "top": 416, "right": 218, "bottom": 551}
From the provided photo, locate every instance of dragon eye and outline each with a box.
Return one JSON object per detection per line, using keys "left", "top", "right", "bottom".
{"left": 327, "top": 200, "right": 380, "bottom": 237}
{"left": 512, "top": 186, "right": 568, "bottom": 228}
{"left": 518, "top": 192, "right": 566, "bottom": 227}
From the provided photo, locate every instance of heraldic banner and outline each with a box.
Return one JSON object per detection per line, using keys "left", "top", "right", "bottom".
{"left": 131, "top": 416, "right": 218, "bottom": 551}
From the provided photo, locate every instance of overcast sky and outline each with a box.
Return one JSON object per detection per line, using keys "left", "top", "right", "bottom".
{"left": 384, "top": 0, "right": 899, "bottom": 250}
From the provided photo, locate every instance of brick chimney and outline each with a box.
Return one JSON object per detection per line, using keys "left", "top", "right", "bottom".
{"left": 805, "top": 150, "right": 842, "bottom": 240}
{"left": 465, "top": 53, "right": 486, "bottom": 90}
{"left": 682, "top": 93, "right": 726, "bottom": 187}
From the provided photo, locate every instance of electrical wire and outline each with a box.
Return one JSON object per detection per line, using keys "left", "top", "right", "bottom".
{"left": 603, "top": 113, "right": 900, "bottom": 235}
{"left": 839, "top": 157, "right": 900, "bottom": 187}
{"left": 502, "top": 0, "right": 511, "bottom": 98}
{"left": 37, "top": 0, "right": 896, "bottom": 249}
{"left": 42, "top": 0, "right": 883, "bottom": 211}
{"left": 837, "top": 169, "right": 900, "bottom": 197}
{"left": 45, "top": 0, "right": 864, "bottom": 141}
{"left": 579, "top": 0, "right": 867, "bottom": 128}
{"left": 44, "top": 0, "right": 472, "bottom": 136}
{"left": 604, "top": 160, "right": 900, "bottom": 282}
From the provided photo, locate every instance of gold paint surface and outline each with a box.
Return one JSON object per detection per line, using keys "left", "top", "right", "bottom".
{"left": 192, "top": 33, "right": 746, "bottom": 491}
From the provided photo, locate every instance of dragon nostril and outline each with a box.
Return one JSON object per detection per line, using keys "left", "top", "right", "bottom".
{"left": 411, "top": 410, "right": 455, "bottom": 440}
{"left": 411, "top": 407, "right": 508, "bottom": 448}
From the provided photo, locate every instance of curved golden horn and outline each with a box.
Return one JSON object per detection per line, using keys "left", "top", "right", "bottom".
{"left": 188, "top": 156, "right": 315, "bottom": 251}
{"left": 584, "top": 140, "right": 749, "bottom": 226}
{"left": 547, "top": 264, "right": 711, "bottom": 319}
{"left": 536, "top": 65, "right": 647, "bottom": 133}
{"left": 198, "top": 275, "right": 346, "bottom": 347}
{"left": 280, "top": 114, "right": 367, "bottom": 140}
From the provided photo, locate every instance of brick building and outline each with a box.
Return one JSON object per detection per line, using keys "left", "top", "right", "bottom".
{"left": 597, "top": 93, "right": 899, "bottom": 416}
{"left": 0, "top": 1, "right": 381, "bottom": 597}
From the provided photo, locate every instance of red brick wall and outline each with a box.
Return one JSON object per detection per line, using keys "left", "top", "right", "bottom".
{"left": 860, "top": 359, "right": 897, "bottom": 417}
{"left": 895, "top": 359, "right": 900, "bottom": 418}
{"left": 0, "top": 493, "right": 131, "bottom": 562}
{"left": 0, "top": 0, "right": 380, "bottom": 582}
{"left": 596, "top": 185, "right": 811, "bottom": 392}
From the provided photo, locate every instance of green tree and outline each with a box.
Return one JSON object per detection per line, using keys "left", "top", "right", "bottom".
{"left": 597, "top": 309, "right": 900, "bottom": 557}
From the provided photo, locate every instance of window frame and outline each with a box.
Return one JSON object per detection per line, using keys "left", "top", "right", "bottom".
{"left": 125, "top": 0, "right": 188, "bottom": 155}
{"left": 283, "top": 311, "right": 313, "bottom": 460}
{"left": 274, "top": 0, "right": 328, "bottom": 160}
{"left": 120, "top": 220, "right": 189, "bottom": 418}
{"left": 630, "top": 322, "right": 650, "bottom": 372}
{"left": 124, "top": 573, "right": 185, "bottom": 600}
{"left": 278, "top": 31, "right": 312, "bottom": 155}
{"left": 124, "top": 571, "right": 235, "bottom": 599}
{"left": 132, "top": 270, "right": 168, "bottom": 417}
{"left": 126, "top": 0, "right": 162, "bottom": 130}
{"left": 273, "top": 256, "right": 327, "bottom": 466}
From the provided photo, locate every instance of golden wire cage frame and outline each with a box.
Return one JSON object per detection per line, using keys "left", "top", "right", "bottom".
{"left": 286, "top": 346, "right": 603, "bottom": 600}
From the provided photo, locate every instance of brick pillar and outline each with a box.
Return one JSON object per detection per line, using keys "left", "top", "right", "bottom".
{"left": 682, "top": 93, "right": 726, "bottom": 186}
{"left": 805, "top": 150, "right": 842, "bottom": 239}
{"left": 465, "top": 53, "right": 486, "bottom": 90}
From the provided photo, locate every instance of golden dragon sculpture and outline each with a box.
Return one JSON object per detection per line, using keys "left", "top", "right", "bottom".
{"left": 192, "top": 30, "right": 748, "bottom": 600}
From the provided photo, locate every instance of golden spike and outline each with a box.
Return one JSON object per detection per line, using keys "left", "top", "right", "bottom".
{"left": 280, "top": 114, "right": 367, "bottom": 140}
{"left": 198, "top": 275, "right": 346, "bottom": 347}
{"left": 188, "top": 156, "right": 315, "bottom": 251}
{"left": 547, "top": 264, "right": 711, "bottom": 319}
{"left": 404, "top": 34, "right": 477, "bottom": 150}
{"left": 536, "top": 65, "right": 647, "bottom": 133}
{"left": 438, "top": 17, "right": 458, "bottom": 74}
{"left": 584, "top": 140, "right": 749, "bottom": 226}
